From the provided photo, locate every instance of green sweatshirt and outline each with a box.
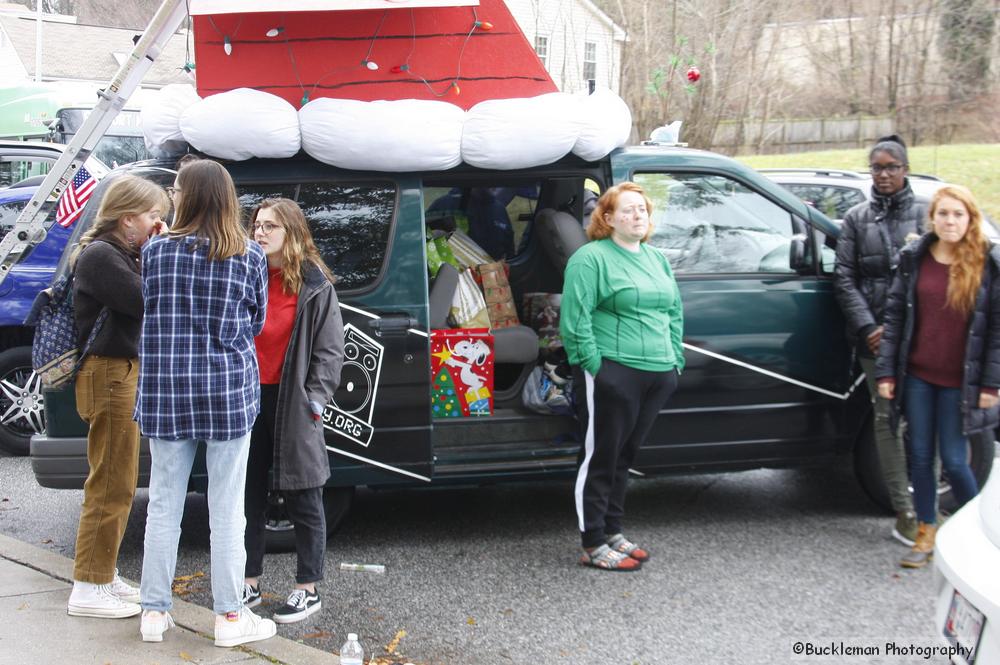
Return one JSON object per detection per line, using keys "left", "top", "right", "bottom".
{"left": 560, "top": 238, "right": 684, "bottom": 377}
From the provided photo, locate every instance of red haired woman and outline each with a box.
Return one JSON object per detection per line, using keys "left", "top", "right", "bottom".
{"left": 560, "top": 182, "right": 684, "bottom": 571}
{"left": 876, "top": 185, "right": 1000, "bottom": 568}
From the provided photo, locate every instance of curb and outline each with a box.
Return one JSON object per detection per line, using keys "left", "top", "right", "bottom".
{"left": 0, "top": 532, "right": 338, "bottom": 665}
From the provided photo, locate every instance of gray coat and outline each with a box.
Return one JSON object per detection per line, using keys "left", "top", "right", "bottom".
{"left": 271, "top": 263, "right": 345, "bottom": 490}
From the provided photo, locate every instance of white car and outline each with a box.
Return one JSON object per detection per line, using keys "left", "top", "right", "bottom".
{"left": 761, "top": 168, "right": 999, "bottom": 240}
{"left": 934, "top": 457, "right": 1000, "bottom": 664}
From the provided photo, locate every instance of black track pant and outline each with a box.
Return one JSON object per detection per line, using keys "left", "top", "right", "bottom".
{"left": 572, "top": 360, "right": 678, "bottom": 548}
{"left": 245, "top": 384, "right": 326, "bottom": 584}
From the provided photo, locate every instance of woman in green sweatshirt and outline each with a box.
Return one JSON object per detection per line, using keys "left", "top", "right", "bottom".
{"left": 560, "top": 182, "right": 684, "bottom": 571}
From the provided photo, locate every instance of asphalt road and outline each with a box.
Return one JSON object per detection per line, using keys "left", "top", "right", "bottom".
{"left": 0, "top": 455, "right": 952, "bottom": 664}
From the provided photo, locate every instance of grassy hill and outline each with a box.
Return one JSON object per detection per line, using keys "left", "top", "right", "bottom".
{"left": 737, "top": 144, "right": 1000, "bottom": 221}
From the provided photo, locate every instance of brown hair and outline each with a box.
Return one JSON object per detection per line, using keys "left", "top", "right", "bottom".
{"left": 169, "top": 160, "right": 246, "bottom": 260}
{"left": 250, "top": 198, "right": 334, "bottom": 294}
{"left": 70, "top": 174, "right": 170, "bottom": 268}
{"left": 587, "top": 182, "right": 655, "bottom": 242}
{"left": 927, "top": 185, "right": 988, "bottom": 315}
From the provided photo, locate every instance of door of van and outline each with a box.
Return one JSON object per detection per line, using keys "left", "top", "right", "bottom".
{"left": 233, "top": 172, "right": 433, "bottom": 486}
{"left": 609, "top": 152, "right": 863, "bottom": 470}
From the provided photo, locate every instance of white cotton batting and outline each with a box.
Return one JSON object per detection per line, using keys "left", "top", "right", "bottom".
{"left": 572, "top": 88, "right": 633, "bottom": 162}
{"left": 299, "top": 98, "right": 464, "bottom": 171}
{"left": 461, "top": 93, "right": 581, "bottom": 170}
{"left": 140, "top": 84, "right": 200, "bottom": 157}
{"left": 179, "top": 88, "right": 301, "bottom": 161}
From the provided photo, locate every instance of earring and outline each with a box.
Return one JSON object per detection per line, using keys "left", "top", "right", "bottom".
{"left": 125, "top": 230, "right": 137, "bottom": 247}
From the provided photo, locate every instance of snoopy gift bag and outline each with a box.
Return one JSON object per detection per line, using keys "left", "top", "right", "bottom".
{"left": 430, "top": 328, "right": 494, "bottom": 418}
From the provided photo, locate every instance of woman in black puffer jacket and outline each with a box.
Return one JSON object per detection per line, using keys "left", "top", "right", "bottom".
{"left": 834, "top": 135, "right": 926, "bottom": 546}
{"left": 876, "top": 185, "right": 1000, "bottom": 569}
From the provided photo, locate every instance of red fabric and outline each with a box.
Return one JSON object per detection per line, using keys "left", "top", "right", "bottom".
{"left": 907, "top": 253, "right": 968, "bottom": 389}
{"left": 255, "top": 268, "right": 298, "bottom": 385}
{"left": 192, "top": 0, "right": 557, "bottom": 111}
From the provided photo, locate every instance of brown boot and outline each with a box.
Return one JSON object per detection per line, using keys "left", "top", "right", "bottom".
{"left": 900, "top": 522, "right": 937, "bottom": 569}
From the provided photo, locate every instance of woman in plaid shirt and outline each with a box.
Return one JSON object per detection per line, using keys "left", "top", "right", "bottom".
{"left": 135, "top": 160, "right": 275, "bottom": 648}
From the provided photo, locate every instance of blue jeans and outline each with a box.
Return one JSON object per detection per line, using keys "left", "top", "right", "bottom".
{"left": 903, "top": 375, "right": 980, "bottom": 524}
{"left": 140, "top": 433, "right": 252, "bottom": 614}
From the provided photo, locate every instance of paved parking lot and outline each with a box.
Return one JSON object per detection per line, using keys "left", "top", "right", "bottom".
{"left": 0, "top": 454, "right": 951, "bottom": 664}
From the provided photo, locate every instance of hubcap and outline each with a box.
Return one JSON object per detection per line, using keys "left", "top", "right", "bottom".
{"left": 0, "top": 366, "right": 45, "bottom": 436}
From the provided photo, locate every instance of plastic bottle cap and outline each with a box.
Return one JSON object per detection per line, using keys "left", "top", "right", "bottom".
{"left": 348, "top": 633, "right": 358, "bottom": 641}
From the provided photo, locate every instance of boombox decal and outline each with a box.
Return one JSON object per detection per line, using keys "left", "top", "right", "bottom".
{"left": 322, "top": 323, "right": 384, "bottom": 447}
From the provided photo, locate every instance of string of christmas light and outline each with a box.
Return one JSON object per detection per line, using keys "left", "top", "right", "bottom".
{"left": 206, "top": 15, "right": 243, "bottom": 56}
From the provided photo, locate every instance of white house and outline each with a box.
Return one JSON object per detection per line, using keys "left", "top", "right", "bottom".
{"left": 505, "top": 0, "right": 626, "bottom": 94}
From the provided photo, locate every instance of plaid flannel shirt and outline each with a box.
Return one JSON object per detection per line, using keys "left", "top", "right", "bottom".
{"left": 136, "top": 235, "right": 268, "bottom": 441}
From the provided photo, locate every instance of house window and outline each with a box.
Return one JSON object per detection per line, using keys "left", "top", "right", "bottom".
{"left": 583, "top": 41, "right": 597, "bottom": 83}
{"left": 535, "top": 35, "right": 548, "bottom": 67}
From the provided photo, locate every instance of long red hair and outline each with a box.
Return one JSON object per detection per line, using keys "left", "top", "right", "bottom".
{"left": 928, "top": 185, "right": 988, "bottom": 315}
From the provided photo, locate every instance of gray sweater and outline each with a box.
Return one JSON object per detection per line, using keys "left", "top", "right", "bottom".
{"left": 73, "top": 237, "right": 143, "bottom": 358}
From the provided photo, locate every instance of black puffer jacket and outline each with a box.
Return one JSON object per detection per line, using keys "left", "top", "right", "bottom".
{"left": 875, "top": 234, "right": 1000, "bottom": 435}
{"left": 834, "top": 183, "right": 928, "bottom": 348}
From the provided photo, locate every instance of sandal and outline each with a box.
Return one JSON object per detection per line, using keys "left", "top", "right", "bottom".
{"left": 578, "top": 543, "right": 642, "bottom": 571}
{"left": 607, "top": 533, "right": 650, "bottom": 562}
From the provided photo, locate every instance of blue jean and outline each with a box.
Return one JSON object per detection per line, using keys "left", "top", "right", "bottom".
{"left": 140, "top": 433, "right": 252, "bottom": 614}
{"left": 903, "top": 375, "right": 980, "bottom": 524}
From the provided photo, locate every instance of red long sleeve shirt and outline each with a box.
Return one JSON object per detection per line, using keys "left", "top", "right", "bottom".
{"left": 255, "top": 268, "right": 298, "bottom": 385}
{"left": 907, "top": 253, "right": 968, "bottom": 388}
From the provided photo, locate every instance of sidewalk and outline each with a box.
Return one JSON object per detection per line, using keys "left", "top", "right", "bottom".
{"left": 0, "top": 533, "right": 338, "bottom": 665}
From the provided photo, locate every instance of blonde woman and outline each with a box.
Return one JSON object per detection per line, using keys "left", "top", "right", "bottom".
{"left": 136, "top": 160, "right": 274, "bottom": 646}
{"left": 66, "top": 175, "right": 169, "bottom": 618}
{"left": 876, "top": 186, "right": 1000, "bottom": 568}
{"left": 241, "top": 199, "right": 344, "bottom": 624}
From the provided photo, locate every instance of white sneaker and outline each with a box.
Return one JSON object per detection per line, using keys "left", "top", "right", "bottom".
{"left": 67, "top": 580, "right": 141, "bottom": 618}
{"left": 140, "top": 610, "right": 175, "bottom": 642}
{"left": 109, "top": 569, "right": 141, "bottom": 604}
{"left": 214, "top": 607, "right": 277, "bottom": 648}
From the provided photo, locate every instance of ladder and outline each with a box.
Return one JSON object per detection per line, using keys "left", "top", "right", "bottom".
{"left": 0, "top": 0, "right": 188, "bottom": 287}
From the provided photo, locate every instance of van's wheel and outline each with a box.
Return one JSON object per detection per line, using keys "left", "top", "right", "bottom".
{"left": 264, "top": 486, "right": 355, "bottom": 553}
{"left": 853, "top": 416, "right": 995, "bottom": 513}
{"left": 0, "top": 347, "right": 44, "bottom": 456}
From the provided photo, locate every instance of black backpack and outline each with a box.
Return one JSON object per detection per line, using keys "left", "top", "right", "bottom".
{"left": 27, "top": 272, "right": 108, "bottom": 390}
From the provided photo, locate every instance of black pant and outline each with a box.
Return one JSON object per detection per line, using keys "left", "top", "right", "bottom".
{"left": 245, "top": 384, "right": 326, "bottom": 584}
{"left": 572, "top": 360, "right": 678, "bottom": 548}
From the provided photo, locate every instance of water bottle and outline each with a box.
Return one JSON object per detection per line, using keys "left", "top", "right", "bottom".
{"left": 340, "top": 633, "right": 364, "bottom": 665}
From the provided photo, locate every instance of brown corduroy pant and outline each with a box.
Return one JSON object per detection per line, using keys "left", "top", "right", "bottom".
{"left": 72, "top": 356, "right": 140, "bottom": 584}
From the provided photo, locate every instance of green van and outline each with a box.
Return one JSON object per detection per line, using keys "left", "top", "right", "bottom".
{"left": 29, "top": 144, "right": 996, "bottom": 548}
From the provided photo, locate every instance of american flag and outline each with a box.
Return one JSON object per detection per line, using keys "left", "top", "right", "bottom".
{"left": 56, "top": 166, "right": 97, "bottom": 228}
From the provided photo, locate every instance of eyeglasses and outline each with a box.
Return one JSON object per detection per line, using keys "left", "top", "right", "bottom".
{"left": 166, "top": 186, "right": 181, "bottom": 197}
{"left": 252, "top": 221, "right": 282, "bottom": 235}
{"left": 869, "top": 163, "right": 904, "bottom": 176}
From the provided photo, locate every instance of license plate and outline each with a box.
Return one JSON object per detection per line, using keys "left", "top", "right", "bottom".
{"left": 944, "top": 590, "right": 985, "bottom": 664}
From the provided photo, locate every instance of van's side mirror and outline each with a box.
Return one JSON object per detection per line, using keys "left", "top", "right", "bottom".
{"left": 790, "top": 234, "right": 810, "bottom": 272}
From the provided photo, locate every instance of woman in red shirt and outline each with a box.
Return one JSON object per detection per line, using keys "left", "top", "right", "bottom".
{"left": 242, "top": 198, "right": 344, "bottom": 623}
{"left": 876, "top": 185, "right": 1000, "bottom": 568}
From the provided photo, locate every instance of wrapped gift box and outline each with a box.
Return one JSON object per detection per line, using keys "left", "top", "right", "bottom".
{"left": 430, "top": 328, "right": 494, "bottom": 418}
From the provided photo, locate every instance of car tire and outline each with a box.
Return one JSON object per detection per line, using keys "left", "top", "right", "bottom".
{"left": 0, "top": 346, "right": 45, "bottom": 456}
{"left": 263, "top": 485, "right": 355, "bottom": 553}
{"left": 853, "top": 416, "right": 995, "bottom": 513}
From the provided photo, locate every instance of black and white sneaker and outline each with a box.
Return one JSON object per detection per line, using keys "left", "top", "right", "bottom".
{"left": 241, "top": 582, "right": 261, "bottom": 609}
{"left": 272, "top": 588, "right": 321, "bottom": 624}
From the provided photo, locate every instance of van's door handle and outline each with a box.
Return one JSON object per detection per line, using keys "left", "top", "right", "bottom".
{"left": 368, "top": 315, "right": 418, "bottom": 335}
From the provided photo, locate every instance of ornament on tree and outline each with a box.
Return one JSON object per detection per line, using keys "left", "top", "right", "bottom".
{"left": 686, "top": 66, "right": 701, "bottom": 83}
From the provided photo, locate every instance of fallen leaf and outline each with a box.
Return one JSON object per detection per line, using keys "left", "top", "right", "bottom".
{"left": 173, "top": 572, "right": 205, "bottom": 583}
{"left": 384, "top": 629, "right": 407, "bottom": 655}
{"left": 179, "top": 651, "right": 195, "bottom": 662}
{"left": 40, "top": 538, "right": 52, "bottom": 544}
{"left": 466, "top": 617, "right": 476, "bottom": 625}
{"left": 502, "top": 608, "right": 513, "bottom": 616}
{"left": 261, "top": 591, "right": 281, "bottom": 600}
{"left": 301, "top": 630, "right": 331, "bottom": 640}
{"left": 17, "top": 602, "right": 28, "bottom": 610}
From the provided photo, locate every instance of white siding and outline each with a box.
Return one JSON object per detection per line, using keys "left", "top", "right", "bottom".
{"left": 0, "top": 25, "right": 28, "bottom": 82}
{"left": 505, "top": 0, "right": 624, "bottom": 94}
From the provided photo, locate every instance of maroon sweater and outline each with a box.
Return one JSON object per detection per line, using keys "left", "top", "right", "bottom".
{"left": 906, "top": 253, "right": 968, "bottom": 388}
